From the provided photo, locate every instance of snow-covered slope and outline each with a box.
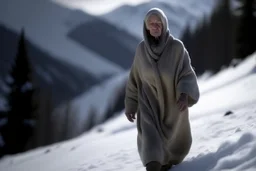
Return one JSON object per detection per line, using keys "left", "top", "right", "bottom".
{"left": 0, "top": 53, "right": 254, "bottom": 171}
{"left": 0, "top": 0, "right": 123, "bottom": 77}
{"left": 190, "top": 53, "right": 256, "bottom": 117}
{"left": 100, "top": 0, "right": 217, "bottom": 39}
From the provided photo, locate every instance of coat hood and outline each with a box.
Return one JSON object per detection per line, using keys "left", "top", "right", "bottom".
{"left": 143, "top": 8, "right": 171, "bottom": 60}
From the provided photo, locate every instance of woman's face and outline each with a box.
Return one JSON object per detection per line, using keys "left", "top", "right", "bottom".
{"left": 146, "top": 14, "right": 162, "bottom": 38}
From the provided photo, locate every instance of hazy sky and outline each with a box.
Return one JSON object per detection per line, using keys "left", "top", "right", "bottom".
{"left": 52, "top": 0, "right": 150, "bottom": 15}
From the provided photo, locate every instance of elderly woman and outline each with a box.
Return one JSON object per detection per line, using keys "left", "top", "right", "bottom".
{"left": 124, "top": 8, "right": 200, "bottom": 171}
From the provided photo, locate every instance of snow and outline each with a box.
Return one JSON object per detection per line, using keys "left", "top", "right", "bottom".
{"left": 198, "top": 54, "right": 256, "bottom": 94}
{"left": 0, "top": 52, "right": 255, "bottom": 171}
{"left": 197, "top": 71, "right": 214, "bottom": 83}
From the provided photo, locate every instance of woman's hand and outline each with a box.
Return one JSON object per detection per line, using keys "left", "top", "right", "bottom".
{"left": 125, "top": 112, "right": 136, "bottom": 122}
{"left": 177, "top": 93, "right": 188, "bottom": 112}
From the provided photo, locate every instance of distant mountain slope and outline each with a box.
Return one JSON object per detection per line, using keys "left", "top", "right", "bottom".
{"left": 67, "top": 17, "right": 140, "bottom": 69}
{"left": 0, "top": 24, "right": 106, "bottom": 107}
{"left": 100, "top": 0, "right": 217, "bottom": 39}
{"left": 0, "top": 0, "right": 123, "bottom": 78}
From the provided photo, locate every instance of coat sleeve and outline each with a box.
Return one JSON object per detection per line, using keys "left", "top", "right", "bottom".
{"left": 124, "top": 48, "right": 140, "bottom": 114}
{"left": 175, "top": 41, "right": 200, "bottom": 107}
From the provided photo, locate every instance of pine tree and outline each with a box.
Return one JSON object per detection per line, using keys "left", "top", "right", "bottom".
{"left": 180, "top": 0, "right": 235, "bottom": 74}
{"left": 235, "top": 0, "right": 256, "bottom": 59}
{"left": 209, "top": 0, "right": 234, "bottom": 70}
{"left": 2, "top": 28, "right": 37, "bottom": 154}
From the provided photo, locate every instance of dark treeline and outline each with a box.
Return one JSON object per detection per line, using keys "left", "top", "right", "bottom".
{"left": 181, "top": 0, "right": 256, "bottom": 75}
{"left": 0, "top": 29, "right": 83, "bottom": 158}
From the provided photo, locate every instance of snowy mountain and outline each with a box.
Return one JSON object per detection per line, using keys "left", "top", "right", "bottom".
{"left": 0, "top": 0, "right": 219, "bottom": 107}
{"left": 67, "top": 17, "right": 139, "bottom": 69}
{"left": 0, "top": 0, "right": 126, "bottom": 80}
{"left": 0, "top": 0, "right": 139, "bottom": 109}
{"left": 100, "top": 0, "right": 217, "bottom": 39}
{"left": 0, "top": 52, "right": 255, "bottom": 171}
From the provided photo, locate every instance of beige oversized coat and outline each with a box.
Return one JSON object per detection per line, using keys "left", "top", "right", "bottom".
{"left": 124, "top": 8, "right": 200, "bottom": 166}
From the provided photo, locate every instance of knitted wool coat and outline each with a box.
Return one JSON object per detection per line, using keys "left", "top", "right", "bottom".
{"left": 125, "top": 8, "right": 200, "bottom": 166}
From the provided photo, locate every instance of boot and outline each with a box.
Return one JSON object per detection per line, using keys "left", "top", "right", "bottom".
{"left": 160, "top": 163, "right": 173, "bottom": 171}
{"left": 146, "top": 161, "right": 162, "bottom": 171}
